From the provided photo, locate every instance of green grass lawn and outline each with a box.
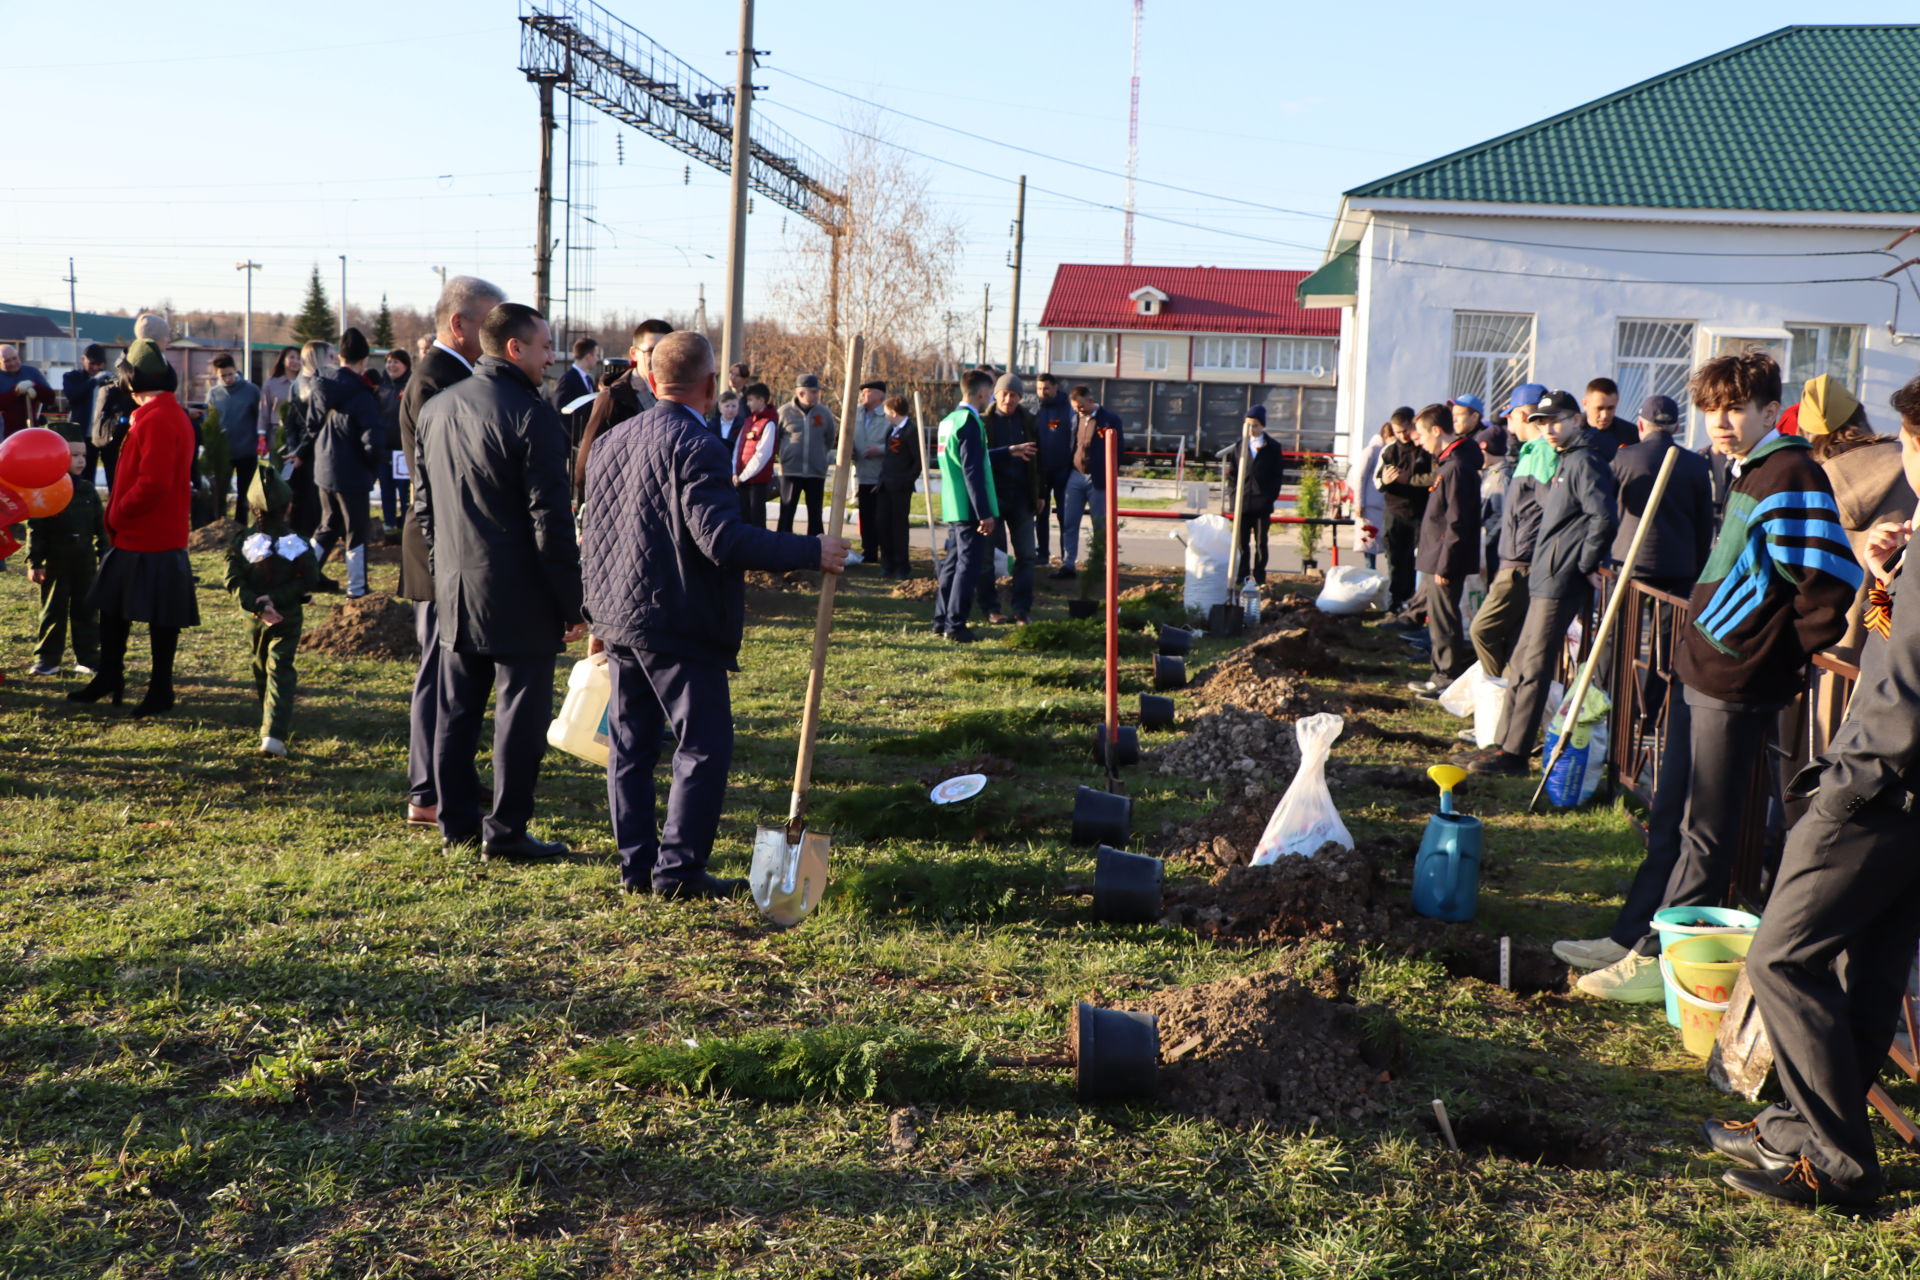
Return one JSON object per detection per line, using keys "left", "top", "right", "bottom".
{"left": 2, "top": 550, "right": 1918, "bottom": 1278}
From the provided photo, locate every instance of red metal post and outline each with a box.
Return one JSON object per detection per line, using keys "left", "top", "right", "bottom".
{"left": 1104, "top": 426, "right": 1120, "bottom": 750}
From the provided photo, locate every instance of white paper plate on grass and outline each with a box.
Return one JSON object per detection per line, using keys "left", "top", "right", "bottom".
{"left": 930, "top": 774, "right": 987, "bottom": 805}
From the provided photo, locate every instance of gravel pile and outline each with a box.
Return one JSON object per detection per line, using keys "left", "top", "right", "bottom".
{"left": 1150, "top": 704, "right": 1299, "bottom": 788}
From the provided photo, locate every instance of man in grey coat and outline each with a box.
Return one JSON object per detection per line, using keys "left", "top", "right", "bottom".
{"left": 851, "top": 379, "right": 890, "bottom": 563}
{"left": 415, "top": 302, "right": 585, "bottom": 860}
{"left": 776, "top": 373, "right": 836, "bottom": 536}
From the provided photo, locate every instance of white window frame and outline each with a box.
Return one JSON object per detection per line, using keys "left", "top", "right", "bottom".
{"left": 1614, "top": 318, "right": 1697, "bottom": 436}
{"left": 1140, "top": 339, "right": 1170, "bottom": 373}
{"left": 1267, "top": 337, "right": 1335, "bottom": 377}
{"left": 1786, "top": 322, "right": 1866, "bottom": 392}
{"left": 1193, "top": 336, "right": 1258, "bottom": 371}
{"left": 1450, "top": 311, "right": 1535, "bottom": 415}
{"left": 1052, "top": 331, "right": 1113, "bottom": 366}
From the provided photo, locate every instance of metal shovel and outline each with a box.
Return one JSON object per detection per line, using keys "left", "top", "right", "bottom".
{"left": 751, "top": 334, "right": 866, "bottom": 928}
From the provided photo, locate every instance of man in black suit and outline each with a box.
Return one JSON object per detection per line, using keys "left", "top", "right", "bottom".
{"left": 550, "top": 337, "right": 600, "bottom": 450}
{"left": 573, "top": 318, "right": 668, "bottom": 503}
{"left": 398, "top": 275, "right": 506, "bottom": 828}
{"left": 416, "top": 302, "right": 585, "bottom": 860}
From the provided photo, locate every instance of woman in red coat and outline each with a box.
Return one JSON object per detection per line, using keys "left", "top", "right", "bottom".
{"left": 69, "top": 339, "right": 200, "bottom": 714}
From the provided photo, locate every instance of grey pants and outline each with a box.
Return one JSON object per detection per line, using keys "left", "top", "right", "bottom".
{"left": 1469, "top": 564, "right": 1530, "bottom": 679}
{"left": 1495, "top": 586, "right": 1588, "bottom": 758}
{"left": 1424, "top": 575, "right": 1469, "bottom": 681}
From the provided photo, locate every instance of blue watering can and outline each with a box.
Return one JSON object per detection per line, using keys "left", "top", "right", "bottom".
{"left": 1411, "top": 764, "right": 1482, "bottom": 923}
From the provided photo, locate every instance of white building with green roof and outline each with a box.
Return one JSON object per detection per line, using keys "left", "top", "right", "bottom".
{"left": 1298, "top": 23, "right": 1920, "bottom": 453}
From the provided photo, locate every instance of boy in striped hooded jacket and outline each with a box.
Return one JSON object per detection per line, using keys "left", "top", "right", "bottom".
{"left": 1573, "top": 351, "right": 1861, "bottom": 1003}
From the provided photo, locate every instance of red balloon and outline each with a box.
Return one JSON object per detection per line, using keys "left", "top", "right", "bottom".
{"left": 0, "top": 427, "right": 72, "bottom": 491}
{"left": 0, "top": 526, "right": 19, "bottom": 561}
{"left": 8, "top": 474, "right": 74, "bottom": 519}
{"left": 0, "top": 486, "right": 25, "bottom": 525}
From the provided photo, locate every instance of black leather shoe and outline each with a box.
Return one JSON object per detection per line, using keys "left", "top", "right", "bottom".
{"left": 946, "top": 626, "right": 978, "bottom": 644}
{"left": 1722, "top": 1156, "right": 1877, "bottom": 1209}
{"left": 619, "top": 879, "right": 652, "bottom": 896}
{"left": 1048, "top": 567, "right": 1076, "bottom": 580}
{"left": 66, "top": 673, "right": 125, "bottom": 705}
{"left": 1703, "top": 1119, "right": 1794, "bottom": 1171}
{"left": 130, "top": 687, "right": 175, "bottom": 718}
{"left": 1468, "top": 749, "right": 1529, "bottom": 777}
{"left": 481, "top": 834, "right": 570, "bottom": 861}
{"left": 655, "top": 873, "right": 749, "bottom": 901}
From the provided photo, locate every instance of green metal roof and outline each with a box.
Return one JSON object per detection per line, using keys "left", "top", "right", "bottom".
{"left": 0, "top": 302, "right": 140, "bottom": 345}
{"left": 1347, "top": 25, "right": 1920, "bottom": 214}
{"left": 1296, "top": 242, "right": 1359, "bottom": 308}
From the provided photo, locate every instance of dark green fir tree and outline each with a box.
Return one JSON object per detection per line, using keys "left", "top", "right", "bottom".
{"left": 372, "top": 294, "right": 395, "bottom": 349}
{"left": 290, "top": 266, "right": 337, "bottom": 344}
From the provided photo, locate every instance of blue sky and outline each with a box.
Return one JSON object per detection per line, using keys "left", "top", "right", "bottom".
{"left": 4, "top": 1, "right": 1913, "bottom": 359}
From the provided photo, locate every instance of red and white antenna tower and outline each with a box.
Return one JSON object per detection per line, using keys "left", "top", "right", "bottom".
{"left": 1124, "top": 0, "right": 1141, "bottom": 265}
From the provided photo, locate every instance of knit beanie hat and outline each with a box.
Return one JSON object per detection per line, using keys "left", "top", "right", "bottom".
{"left": 119, "top": 339, "right": 177, "bottom": 394}
{"left": 1799, "top": 375, "right": 1860, "bottom": 437}
{"left": 339, "top": 327, "right": 371, "bottom": 364}
{"left": 133, "top": 312, "right": 171, "bottom": 343}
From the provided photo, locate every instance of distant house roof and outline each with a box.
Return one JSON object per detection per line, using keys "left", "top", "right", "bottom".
{"left": 0, "top": 311, "right": 69, "bottom": 341}
{"left": 1347, "top": 25, "right": 1920, "bottom": 214}
{"left": 0, "top": 302, "right": 141, "bottom": 346}
{"left": 1040, "top": 265, "right": 1338, "bottom": 336}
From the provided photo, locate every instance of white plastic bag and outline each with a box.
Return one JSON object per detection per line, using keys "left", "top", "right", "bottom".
{"left": 1438, "top": 660, "right": 1488, "bottom": 718}
{"left": 1251, "top": 713, "right": 1355, "bottom": 864}
{"left": 548, "top": 652, "right": 612, "bottom": 768}
{"left": 992, "top": 548, "right": 1008, "bottom": 578}
{"left": 1473, "top": 676, "right": 1508, "bottom": 748}
{"left": 1461, "top": 571, "right": 1487, "bottom": 630}
{"left": 1183, "top": 514, "right": 1233, "bottom": 615}
{"left": 1315, "top": 564, "right": 1388, "bottom": 616}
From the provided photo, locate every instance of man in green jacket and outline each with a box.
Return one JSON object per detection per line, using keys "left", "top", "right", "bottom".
{"left": 933, "top": 368, "right": 999, "bottom": 643}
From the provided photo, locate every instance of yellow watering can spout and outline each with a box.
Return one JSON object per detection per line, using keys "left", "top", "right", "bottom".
{"left": 1428, "top": 764, "right": 1466, "bottom": 814}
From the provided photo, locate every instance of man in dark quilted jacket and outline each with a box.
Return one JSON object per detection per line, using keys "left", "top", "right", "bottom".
{"left": 582, "top": 331, "right": 850, "bottom": 900}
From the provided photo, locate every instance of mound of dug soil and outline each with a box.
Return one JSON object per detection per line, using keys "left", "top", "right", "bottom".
{"left": 1150, "top": 704, "right": 1299, "bottom": 788}
{"left": 187, "top": 519, "right": 244, "bottom": 554}
{"left": 299, "top": 593, "right": 419, "bottom": 661}
{"left": 1136, "top": 969, "right": 1397, "bottom": 1131}
{"left": 892, "top": 576, "right": 940, "bottom": 601}
{"left": 746, "top": 569, "right": 820, "bottom": 592}
{"left": 1192, "top": 627, "right": 1343, "bottom": 721}
{"left": 1160, "top": 843, "right": 1567, "bottom": 994}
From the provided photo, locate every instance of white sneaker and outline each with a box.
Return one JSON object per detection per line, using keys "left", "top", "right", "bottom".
{"left": 73, "top": 663, "right": 96, "bottom": 675}
{"left": 29, "top": 662, "right": 60, "bottom": 676}
{"left": 1456, "top": 728, "right": 1478, "bottom": 744}
{"left": 1406, "top": 679, "right": 1439, "bottom": 693}
{"left": 1553, "top": 936, "right": 1630, "bottom": 971}
{"left": 1575, "top": 951, "right": 1666, "bottom": 1003}
{"left": 261, "top": 736, "right": 288, "bottom": 758}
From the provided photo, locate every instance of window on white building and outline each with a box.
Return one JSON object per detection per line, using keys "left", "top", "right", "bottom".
{"left": 1141, "top": 339, "right": 1170, "bottom": 373}
{"left": 1450, "top": 312, "right": 1535, "bottom": 414}
{"left": 1615, "top": 319, "right": 1696, "bottom": 431}
{"left": 1267, "top": 337, "right": 1335, "bottom": 377}
{"left": 1787, "top": 323, "right": 1865, "bottom": 391}
{"left": 1193, "top": 336, "right": 1258, "bottom": 371}
{"left": 1053, "top": 331, "right": 1113, "bottom": 365}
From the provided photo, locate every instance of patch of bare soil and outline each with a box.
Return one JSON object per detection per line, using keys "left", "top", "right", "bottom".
{"left": 1135, "top": 969, "right": 1397, "bottom": 1131}
{"left": 1159, "top": 842, "right": 1567, "bottom": 994}
{"left": 745, "top": 569, "right": 821, "bottom": 592}
{"left": 1117, "top": 579, "right": 1181, "bottom": 603}
{"left": 1150, "top": 703, "right": 1300, "bottom": 789}
{"left": 891, "top": 576, "right": 940, "bottom": 601}
{"left": 299, "top": 593, "right": 419, "bottom": 661}
{"left": 187, "top": 519, "right": 244, "bottom": 554}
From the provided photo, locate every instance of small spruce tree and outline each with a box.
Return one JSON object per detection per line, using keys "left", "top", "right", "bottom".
{"left": 372, "top": 295, "right": 395, "bottom": 349}
{"left": 291, "top": 266, "right": 337, "bottom": 344}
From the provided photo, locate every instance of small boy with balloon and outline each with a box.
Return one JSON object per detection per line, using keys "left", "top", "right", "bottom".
{"left": 23, "top": 422, "right": 104, "bottom": 676}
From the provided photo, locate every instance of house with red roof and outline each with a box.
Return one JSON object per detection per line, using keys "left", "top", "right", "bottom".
{"left": 1038, "top": 264, "right": 1341, "bottom": 454}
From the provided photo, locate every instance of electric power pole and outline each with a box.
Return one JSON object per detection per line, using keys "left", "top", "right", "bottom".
{"left": 236, "top": 260, "right": 262, "bottom": 383}
{"left": 1006, "top": 175, "right": 1025, "bottom": 375}
{"left": 979, "top": 284, "right": 991, "bottom": 368}
{"left": 62, "top": 258, "right": 77, "bottom": 368}
{"left": 720, "top": 0, "right": 755, "bottom": 370}
{"left": 338, "top": 255, "right": 348, "bottom": 335}
{"left": 431, "top": 265, "right": 449, "bottom": 292}
{"left": 531, "top": 71, "right": 562, "bottom": 318}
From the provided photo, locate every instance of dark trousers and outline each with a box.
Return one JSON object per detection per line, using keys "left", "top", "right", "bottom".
{"left": 977, "top": 491, "right": 1037, "bottom": 618}
{"left": 434, "top": 647, "right": 557, "bottom": 845}
{"left": 381, "top": 477, "right": 411, "bottom": 531}
{"left": 1383, "top": 509, "right": 1420, "bottom": 611}
{"left": 100, "top": 440, "right": 120, "bottom": 493}
{"left": 407, "top": 602, "right": 440, "bottom": 808}
{"left": 856, "top": 482, "right": 880, "bottom": 560}
{"left": 1236, "top": 503, "right": 1275, "bottom": 583}
{"left": 739, "top": 483, "right": 769, "bottom": 529}
{"left": 1496, "top": 586, "right": 1589, "bottom": 758}
{"left": 1424, "top": 575, "right": 1470, "bottom": 680}
{"left": 605, "top": 643, "right": 733, "bottom": 889}
{"left": 288, "top": 458, "right": 321, "bottom": 541}
{"left": 778, "top": 476, "right": 824, "bottom": 536}
{"left": 34, "top": 544, "right": 99, "bottom": 668}
{"left": 1612, "top": 689, "right": 1693, "bottom": 950}
{"left": 1750, "top": 794, "right": 1920, "bottom": 1191}
{"left": 935, "top": 524, "right": 989, "bottom": 633}
{"left": 249, "top": 610, "right": 301, "bottom": 740}
{"left": 314, "top": 487, "right": 370, "bottom": 555}
{"left": 1469, "top": 563, "right": 1531, "bottom": 679}
{"left": 229, "top": 456, "right": 258, "bottom": 525}
{"left": 875, "top": 483, "right": 915, "bottom": 576}
{"left": 1037, "top": 467, "right": 1070, "bottom": 562}
{"left": 1656, "top": 688, "right": 1780, "bottom": 918}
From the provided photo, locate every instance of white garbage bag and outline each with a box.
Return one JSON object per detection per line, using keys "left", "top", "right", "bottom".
{"left": 1315, "top": 564, "right": 1388, "bottom": 616}
{"left": 1473, "top": 676, "right": 1509, "bottom": 748}
{"left": 1183, "top": 514, "right": 1233, "bottom": 616}
{"left": 1251, "top": 713, "right": 1355, "bottom": 863}
{"left": 1438, "top": 660, "right": 1488, "bottom": 718}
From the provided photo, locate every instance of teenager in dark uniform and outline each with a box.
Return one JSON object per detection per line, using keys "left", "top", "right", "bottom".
{"left": 1407, "top": 403, "right": 1481, "bottom": 694}
{"left": 1216, "top": 404, "right": 1286, "bottom": 584}
{"left": 1373, "top": 406, "right": 1429, "bottom": 616}
{"left": 875, "top": 394, "right": 922, "bottom": 579}
{"left": 25, "top": 423, "right": 104, "bottom": 677}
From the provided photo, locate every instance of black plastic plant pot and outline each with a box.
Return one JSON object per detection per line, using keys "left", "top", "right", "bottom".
{"left": 1208, "top": 603, "right": 1244, "bottom": 637}
{"left": 1071, "top": 785, "right": 1132, "bottom": 847}
{"left": 1074, "top": 1002, "right": 1160, "bottom": 1103}
{"left": 1138, "top": 694, "right": 1175, "bottom": 730}
{"left": 1067, "top": 598, "right": 1098, "bottom": 620}
{"left": 1157, "top": 624, "right": 1193, "bottom": 656}
{"left": 1092, "top": 845, "right": 1164, "bottom": 924}
{"left": 1090, "top": 724, "right": 1140, "bottom": 768}
{"left": 1151, "top": 654, "right": 1187, "bottom": 689}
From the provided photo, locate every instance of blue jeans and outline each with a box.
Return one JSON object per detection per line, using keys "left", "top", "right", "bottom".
{"left": 1059, "top": 470, "right": 1106, "bottom": 568}
{"left": 976, "top": 491, "right": 1038, "bottom": 617}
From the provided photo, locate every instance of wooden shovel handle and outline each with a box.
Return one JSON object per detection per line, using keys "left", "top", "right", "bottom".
{"left": 788, "top": 334, "right": 866, "bottom": 826}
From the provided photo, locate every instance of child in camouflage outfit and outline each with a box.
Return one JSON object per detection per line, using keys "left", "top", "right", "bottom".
{"left": 224, "top": 469, "right": 319, "bottom": 757}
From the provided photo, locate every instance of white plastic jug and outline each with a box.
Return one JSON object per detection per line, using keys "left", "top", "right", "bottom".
{"left": 548, "top": 653, "right": 612, "bottom": 768}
